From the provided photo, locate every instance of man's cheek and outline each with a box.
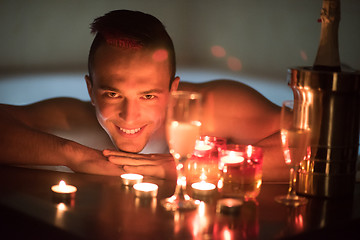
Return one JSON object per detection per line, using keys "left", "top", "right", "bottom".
{"left": 98, "top": 104, "right": 118, "bottom": 118}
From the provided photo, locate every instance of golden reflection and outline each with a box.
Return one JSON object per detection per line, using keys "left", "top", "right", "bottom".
{"left": 213, "top": 199, "right": 259, "bottom": 239}
{"left": 134, "top": 197, "right": 157, "bottom": 213}
{"left": 276, "top": 205, "right": 306, "bottom": 238}
{"left": 55, "top": 202, "right": 67, "bottom": 228}
{"left": 222, "top": 228, "right": 232, "bottom": 240}
{"left": 173, "top": 201, "right": 214, "bottom": 240}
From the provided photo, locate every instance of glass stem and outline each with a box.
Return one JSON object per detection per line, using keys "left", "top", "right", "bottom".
{"left": 173, "top": 157, "right": 188, "bottom": 200}
{"left": 287, "top": 166, "right": 298, "bottom": 197}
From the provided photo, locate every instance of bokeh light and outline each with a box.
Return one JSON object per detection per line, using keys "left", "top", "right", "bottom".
{"left": 300, "top": 50, "right": 308, "bottom": 61}
{"left": 211, "top": 45, "right": 226, "bottom": 58}
{"left": 227, "top": 56, "right": 242, "bottom": 71}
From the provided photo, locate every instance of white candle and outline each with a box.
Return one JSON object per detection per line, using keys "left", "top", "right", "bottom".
{"left": 195, "top": 141, "right": 213, "bottom": 151}
{"left": 191, "top": 181, "right": 216, "bottom": 196}
{"left": 220, "top": 151, "right": 244, "bottom": 164}
{"left": 51, "top": 180, "right": 77, "bottom": 194}
{"left": 121, "top": 173, "right": 144, "bottom": 186}
{"left": 133, "top": 183, "right": 158, "bottom": 198}
{"left": 51, "top": 180, "right": 77, "bottom": 201}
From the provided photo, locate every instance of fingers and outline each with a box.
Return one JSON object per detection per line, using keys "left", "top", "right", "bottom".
{"left": 103, "top": 149, "right": 149, "bottom": 160}
{"left": 102, "top": 150, "right": 177, "bottom": 179}
{"left": 104, "top": 149, "right": 173, "bottom": 162}
{"left": 108, "top": 156, "right": 153, "bottom": 166}
{"left": 123, "top": 165, "right": 166, "bottom": 179}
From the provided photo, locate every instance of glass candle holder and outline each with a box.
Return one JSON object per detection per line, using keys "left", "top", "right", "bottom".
{"left": 218, "top": 144, "right": 263, "bottom": 200}
{"left": 185, "top": 136, "right": 227, "bottom": 189}
{"left": 199, "top": 135, "right": 227, "bottom": 159}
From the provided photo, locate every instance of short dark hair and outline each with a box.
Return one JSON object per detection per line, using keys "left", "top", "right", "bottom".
{"left": 88, "top": 10, "right": 176, "bottom": 88}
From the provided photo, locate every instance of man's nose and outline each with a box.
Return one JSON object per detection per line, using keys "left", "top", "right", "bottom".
{"left": 118, "top": 98, "right": 140, "bottom": 122}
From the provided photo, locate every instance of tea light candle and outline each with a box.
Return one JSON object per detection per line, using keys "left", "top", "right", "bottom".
{"left": 133, "top": 183, "right": 158, "bottom": 198}
{"left": 220, "top": 151, "right": 244, "bottom": 169}
{"left": 216, "top": 198, "right": 243, "bottom": 214}
{"left": 195, "top": 141, "right": 213, "bottom": 151}
{"left": 121, "top": 173, "right": 144, "bottom": 186}
{"left": 191, "top": 181, "right": 216, "bottom": 196}
{"left": 51, "top": 180, "right": 77, "bottom": 200}
{"left": 193, "top": 140, "right": 214, "bottom": 158}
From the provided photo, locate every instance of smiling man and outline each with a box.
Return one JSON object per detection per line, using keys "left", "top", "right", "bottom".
{"left": 86, "top": 46, "right": 174, "bottom": 153}
{"left": 0, "top": 10, "right": 288, "bottom": 181}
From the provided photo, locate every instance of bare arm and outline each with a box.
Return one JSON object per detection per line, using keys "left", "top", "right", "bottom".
{"left": 0, "top": 99, "right": 123, "bottom": 175}
{"left": 255, "top": 131, "right": 289, "bottom": 182}
{"left": 180, "top": 80, "right": 288, "bottom": 182}
{"left": 179, "top": 80, "right": 281, "bottom": 144}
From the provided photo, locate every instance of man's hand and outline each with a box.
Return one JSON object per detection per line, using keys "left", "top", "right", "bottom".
{"left": 103, "top": 149, "right": 177, "bottom": 180}
{"left": 65, "top": 144, "right": 126, "bottom": 176}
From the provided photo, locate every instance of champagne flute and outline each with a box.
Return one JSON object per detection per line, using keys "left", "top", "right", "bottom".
{"left": 161, "top": 91, "right": 202, "bottom": 211}
{"left": 275, "top": 100, "right": 310, "bottom": 206}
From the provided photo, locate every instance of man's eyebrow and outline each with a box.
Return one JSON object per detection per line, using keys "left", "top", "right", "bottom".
{"left": 99, "top": 86, "right": 120, "bottom": 92}
{"left": 139, "top": 89, "right": 166, "bottom": 95}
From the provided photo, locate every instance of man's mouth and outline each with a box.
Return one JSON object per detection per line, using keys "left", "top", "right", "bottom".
{"left": 116, "top": 125, "right": 145, "bottom": 138}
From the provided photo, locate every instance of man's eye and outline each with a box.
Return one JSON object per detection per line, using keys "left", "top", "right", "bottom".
{"left": 106, "top": 92, "right": 120, "bottom": 98}
{"left": 142, "top": 95, "right": 156, "bottom": 100}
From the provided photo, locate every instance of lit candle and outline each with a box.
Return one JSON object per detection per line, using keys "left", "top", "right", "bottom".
{"left": 220, "top": 151, "right": 244, "bottom": 165}
{"left": 219, "top": 144, "right": 263, "bottom": 199}
{"left": 191, "top": 181, "right": 216, "bottom": 196}
{"left": 121, "top": 173, "right": 144, "bottom": 186}
{"left": 51, "top": 180, "right": 77, "bottom": 200}
{"left": 195, "top": 140, "right": 213, "bottom": 151}
{"left": 133, "top": 183, "right": 158, "bottom": 198}
{"left": 193, "top": 140, "right": 214, "bottom": 158}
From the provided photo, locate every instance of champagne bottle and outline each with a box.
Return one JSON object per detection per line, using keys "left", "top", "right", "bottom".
{"left": 313, "top": 0, "right": 341, "bottom": 72}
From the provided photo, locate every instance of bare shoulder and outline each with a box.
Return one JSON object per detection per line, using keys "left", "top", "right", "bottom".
{"left": 1, "top": 97, "right": 96, "bottom": 131}
{"left": 180, "top": 80, "right": 276, "bottom": 106}
{"left": 1, "top": 98, "right": 114, "bottom": 150}
{"left": 179, "top": 80, "right": 281, "bottom": 143}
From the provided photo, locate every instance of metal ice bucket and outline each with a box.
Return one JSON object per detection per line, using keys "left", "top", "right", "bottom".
{"left": 288, "top": 67, "right": 360, "bottom": 198}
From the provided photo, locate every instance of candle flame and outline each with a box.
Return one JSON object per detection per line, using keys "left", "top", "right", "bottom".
{"left": 200, "top": 172, "right": 207, "bottom": 181}
{"left": 59, "top": 180, "right": 66, "bottom": 188}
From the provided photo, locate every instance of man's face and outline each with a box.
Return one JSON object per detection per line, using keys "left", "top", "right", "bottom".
{"left": 86, "top": 44, "right": 178, "bottom": 152}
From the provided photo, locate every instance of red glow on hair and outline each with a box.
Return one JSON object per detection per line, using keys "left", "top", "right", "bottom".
{"left": 211, "top": 45, "right": 226, "bottom": 58}
{"left": 104, "top": 34, "right": 143, "bottom": 49}
{"left": 152, "top": 49, "right": 168, "bottom": 62}
{"left": 227, "top": 57, "right": 242, "bottom": 71}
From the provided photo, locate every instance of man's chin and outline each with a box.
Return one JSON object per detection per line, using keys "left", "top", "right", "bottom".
{"left": 116, "top": 143, "right": 145, "bottom": 153}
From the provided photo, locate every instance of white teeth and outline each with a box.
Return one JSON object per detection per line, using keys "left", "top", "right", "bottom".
{"left": 119, "top": 127, "right": 141, "bottom": 134}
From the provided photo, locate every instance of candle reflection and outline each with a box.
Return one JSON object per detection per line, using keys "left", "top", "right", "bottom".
{"left": 173, "top": 201, "right": 214, "bottom": 239}
{"left": 213, "top": 199, "right": 259, "bottom": 239}
{"left": 275, "top": 205, "right": 306, "bottom": 238}
{"left": 55, "top": 203, "right": 67, "bottom": 228}
{"left": 135, "top": 197, "right": 157, "bottom": 213}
